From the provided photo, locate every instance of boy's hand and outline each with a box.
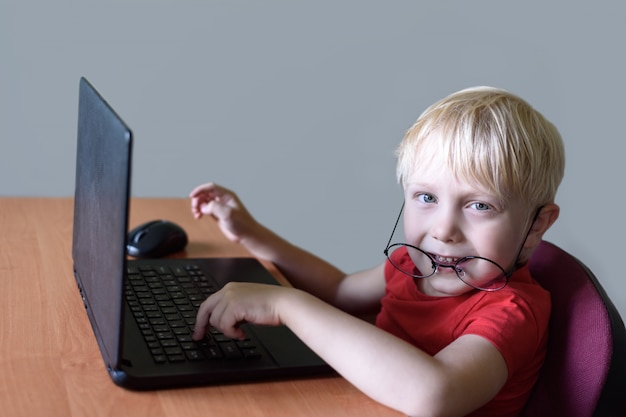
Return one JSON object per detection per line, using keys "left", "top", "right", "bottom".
{"left": 192, "top": 282, "right": 289, "bottom": 341}
{"left": 189, "top": 183, "right": 258, "bottom": 244}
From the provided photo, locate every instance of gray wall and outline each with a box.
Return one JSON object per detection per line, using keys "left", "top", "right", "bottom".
{"left": 3, "top": 2, "right": 625, "bottom": 319}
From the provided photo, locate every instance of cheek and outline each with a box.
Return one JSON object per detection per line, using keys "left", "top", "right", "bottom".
{"left": 402, "top": 215, "right": 424, "bottom": 243}
{"left": 476, "top": 226, "right": 522, "bottom": 265}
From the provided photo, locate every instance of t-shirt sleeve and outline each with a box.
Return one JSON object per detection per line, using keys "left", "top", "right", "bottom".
{"left": 454, "top": 289, "right": 551, "bottom": 376}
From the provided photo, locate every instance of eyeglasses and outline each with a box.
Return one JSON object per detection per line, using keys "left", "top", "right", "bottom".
{"left": 383, "top": 203, "right": 542, "bottom": 292}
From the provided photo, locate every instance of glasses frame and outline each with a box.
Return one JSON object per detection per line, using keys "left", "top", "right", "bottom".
{"left": 383, "top": 202, "right": 543, "bottom": 292}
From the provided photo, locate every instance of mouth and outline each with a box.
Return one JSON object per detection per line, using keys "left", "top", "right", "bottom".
{"left": 429, "top": 253, "right": 461, "bottom": 267}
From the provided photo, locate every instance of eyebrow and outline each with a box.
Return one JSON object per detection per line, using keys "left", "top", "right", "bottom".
{"left": 404, "top": 181, "right": 434, "bottom": 190}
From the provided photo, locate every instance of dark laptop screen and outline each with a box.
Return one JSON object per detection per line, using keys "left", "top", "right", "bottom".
{"left": 72, "top": 77, "right": 133, "bottom": 370}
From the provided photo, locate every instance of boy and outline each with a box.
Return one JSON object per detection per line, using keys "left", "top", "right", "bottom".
{"left": 190, "top": 87, "right": 564, "bottom": 417}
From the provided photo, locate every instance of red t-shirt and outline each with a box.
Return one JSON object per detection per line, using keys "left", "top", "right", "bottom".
{"left": 376, "top": 246, "right": 551, "bottom": 417}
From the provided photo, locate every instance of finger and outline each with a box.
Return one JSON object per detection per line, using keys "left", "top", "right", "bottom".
{"left": 190, "top": 185, "right": 225, "bottom": 217}
{"left": 189, "top": 182, "right": 217, "bottom": 198}
{"left": 191, "top": 195, "right": 213, "bottom": 218}
{"left": 209, "top": 301, "right": 246, "bottom": 340}
{"left": 205, "top": 284, "right": 249, "bottom": 340}
{"left": 189, "top": 182, "right": 233, "bottom": 200}
{"left": 203, "top": 198, "right": 234, "bottom": 220}
{"left": 190, "top": 198, "right": 202, "bottom": 218}
{"left": 191, "top": 200, "right": 209, "bottom": 219}
{"left": 193, "top": 294, "right": 219, "bottom": 340}
{"left": 191, "top": 185, "right": 237, "bottom": 217}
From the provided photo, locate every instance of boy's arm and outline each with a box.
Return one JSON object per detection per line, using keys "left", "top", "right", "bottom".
{"left": 190, "top": 183, "right": 382, "bottom": 312}
{"left": 283, "top": 293, "right": 508, "bottom": 416}
{"left": 238, "top": 223, "right": 384, "bottom": 312}
{"left": 194, "top": 280, "right": 508, "bottom": 417}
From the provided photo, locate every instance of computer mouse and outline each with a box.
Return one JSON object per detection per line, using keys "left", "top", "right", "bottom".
{"left": 126, "top": 220, "right": 188, "bottom": 258}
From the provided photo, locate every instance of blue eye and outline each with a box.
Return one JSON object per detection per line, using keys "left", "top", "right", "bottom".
{"left": 470, "top": 202, "right": 491, "bottom": 211}
{"left": 418, "top": 193, "right": 437, "bottom": 204}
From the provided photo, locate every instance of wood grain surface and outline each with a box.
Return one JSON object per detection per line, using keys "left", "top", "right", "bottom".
{"left": 0, "top": 198, "right": 399, "bottom": 417}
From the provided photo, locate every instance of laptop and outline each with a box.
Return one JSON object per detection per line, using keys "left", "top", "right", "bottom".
{"left": 72, "top": 77, "right": 330, "bottom": 390}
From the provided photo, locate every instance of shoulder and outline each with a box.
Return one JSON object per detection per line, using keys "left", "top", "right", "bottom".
{"left": 461, "top": 266, "right": 551, "bottom": 336}
{"left": 458, "top": 265, "right": 551, "bottom": 372}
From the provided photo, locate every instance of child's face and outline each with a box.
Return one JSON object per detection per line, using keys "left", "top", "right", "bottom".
{"left": 402, "top": 145, "right": 534, "bottom": 297}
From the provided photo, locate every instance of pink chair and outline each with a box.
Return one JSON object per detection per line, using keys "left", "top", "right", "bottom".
{"left": 522, "top": 241, "right": 626, "bottom": 416}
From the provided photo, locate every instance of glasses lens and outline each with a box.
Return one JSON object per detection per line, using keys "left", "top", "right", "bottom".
{"left": 454, "top": 257, "right": 508, "bottom": 291}
{"left": 385, "top": 244, "right": 509, "bottom": 291}
{"left": 385, "top": 243, "right": 436, "bottom": 278}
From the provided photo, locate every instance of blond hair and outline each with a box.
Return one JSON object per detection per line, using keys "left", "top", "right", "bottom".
{"left": 396, "top": 87, "right": 565, "bottom": 209}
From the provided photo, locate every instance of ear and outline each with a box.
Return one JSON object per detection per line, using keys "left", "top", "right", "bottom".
{"left": 524, "top": 203, "right": 560, "bottom": 250}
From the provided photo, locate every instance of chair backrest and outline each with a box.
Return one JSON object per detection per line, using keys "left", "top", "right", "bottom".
{"left": 522, "top": 241, "right": 626, "bottom": 417}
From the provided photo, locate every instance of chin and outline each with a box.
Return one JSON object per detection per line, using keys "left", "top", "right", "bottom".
{"left": 419, "top": 276, "right": 475, "bottom": 297}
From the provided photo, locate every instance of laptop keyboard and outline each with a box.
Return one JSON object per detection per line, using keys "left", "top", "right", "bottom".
{"left": 125, "top": 263, "right": 263, "bottom": 364}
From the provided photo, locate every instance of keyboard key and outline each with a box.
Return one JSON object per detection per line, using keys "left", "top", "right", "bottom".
{"left": 161, "top": 339, "right": 178, "bottom": 348}
{"left": 202, "top": 345, "right": 223, "bottom": 360}
{"left": 219, "top": 341, "right": 242, "bottom": 359}
{"left": 180, "top": 342, "right": 197, "bottom": 350}
{"left": 153, "top": 355, "right": 167, "bottom": 364}
{"left": 241, "top": 348, "right": 262, "bottom": 359}
{"left": 164, "top": 347, "right": 183, "bottom": 356}
{"left": 185, "top": 350, "right": 204, "bottom": 361}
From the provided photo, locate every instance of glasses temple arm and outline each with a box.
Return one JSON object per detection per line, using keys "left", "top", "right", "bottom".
{"left": 508, "top": 205, "right": 544, "bottom": 276}
{"left": 384, "top": 201, "right": 405, "bottom": 255}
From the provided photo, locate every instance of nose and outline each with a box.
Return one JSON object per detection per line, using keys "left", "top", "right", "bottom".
{"left": 430, "top": 207, "right": 463, "bottom": 243}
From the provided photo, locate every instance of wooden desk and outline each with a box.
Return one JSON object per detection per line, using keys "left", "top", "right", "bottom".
{"left": 0, "top": 198, "right": 400, "bottom": 417}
